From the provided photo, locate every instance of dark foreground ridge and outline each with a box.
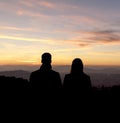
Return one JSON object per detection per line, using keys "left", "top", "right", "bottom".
{"left": 1, "top": 75, "right": 120, "bottom": 117}
{"left": 0, "top": 75, "right": 120, "bottom": 98}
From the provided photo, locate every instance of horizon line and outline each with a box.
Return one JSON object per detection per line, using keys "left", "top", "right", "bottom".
{"left": 0, "top": 64, "right": 120, "bottom": 67}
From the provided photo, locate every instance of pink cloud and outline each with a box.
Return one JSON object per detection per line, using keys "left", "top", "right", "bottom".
{"left": 38, "top": 1, "right": 54, "bottom": 8}
{"left": 18, "top": 0, "right": 55, "bottom": 9}
{"left": 19, "top": 0, "right": 35, "bottom": 7}
{"left": 17, "top": 10, "right": 24, "bottom": 16}
{"left": 16, "top": 9, "right": 49, "bottom": 18}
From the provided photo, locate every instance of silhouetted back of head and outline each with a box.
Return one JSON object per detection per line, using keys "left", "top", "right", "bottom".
{"left": 41, "top": 52, "right": 51, "bottom": 64}
{"left": 71, "top": 58, "right": 83, "bottom": 74}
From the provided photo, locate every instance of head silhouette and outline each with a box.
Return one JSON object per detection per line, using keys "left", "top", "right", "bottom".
{"left": 71, "top": 58, "right": 83, "bottom": 74}
{"left": 41, "top": 52, "right": 52, "bottom": 64}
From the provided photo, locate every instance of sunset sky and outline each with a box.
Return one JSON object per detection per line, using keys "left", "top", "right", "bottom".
{"left": 0, "top": 0, "right": 120, "bottom": 66}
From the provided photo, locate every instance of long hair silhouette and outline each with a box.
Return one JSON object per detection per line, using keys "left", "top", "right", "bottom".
{"left": 63, "top": 58, "right": 92, "bottom": 93}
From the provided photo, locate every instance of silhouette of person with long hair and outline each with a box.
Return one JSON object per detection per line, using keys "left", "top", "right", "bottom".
{"left": 63, "top": 58, "right": 91, "bottom": 93}
{"left": 29, "top": 52, "right": 62, "bottom": 90}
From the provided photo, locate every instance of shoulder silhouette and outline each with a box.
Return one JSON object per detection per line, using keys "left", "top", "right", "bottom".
{"left": 63, "top": 58, "right": 92, "bottom": 93}
{"left": 29, "top": 52, "right": 62, "bottom": 90}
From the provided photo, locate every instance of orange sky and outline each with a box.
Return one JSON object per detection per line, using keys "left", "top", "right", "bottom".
{"left": 0, "top": 0, "right": 120, "bottom": 66}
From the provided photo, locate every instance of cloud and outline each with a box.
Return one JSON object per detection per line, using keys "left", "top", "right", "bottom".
{"left": 0, "top": 0, "right": 106, "bottom": 28}
{"left": 18, "top": 0, "right": 78, "bottom": 10}
{"left": 0, "top": 0, "right": 91, "bottom": 17}
{"left": 90, "top": 30, "right": 120, "bottom": 43}
{"left": 19, "top": 0, "right": 35, "bottom": 7}
{"left": 38, "top": 1, "right": 55, "bottom": 8}
{"left": 0, "top": 1, "right": 22, "bottom": 14}
{"left": 79, "top": 43, "right": 91, "bottom": 47}
{"left": 62, "top": 29, "right": 120, "bottom": 48}
{"left": 0, "top": 1, "right": 52, "bottom": 17}
{"left": 0, "top": 26, "right": 36, "bottom": 32}
{"left": 19, "top": 0, "right": 55, "bottom": 8}
{"left": 1, "top": 0, "right": 120, "bottom": 49}
{"left": 16, "top": 9, "right": 48, "bottom": 18}
{"left": 0, "top": 35, "right": 55, "bottom": 45}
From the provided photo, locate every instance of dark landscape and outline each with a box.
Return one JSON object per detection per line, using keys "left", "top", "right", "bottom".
{"left": 0, "top": 65, "right": 120, "bottom": 87}
{"left": 0, "top": 65, "right": 120, "bottom": 109}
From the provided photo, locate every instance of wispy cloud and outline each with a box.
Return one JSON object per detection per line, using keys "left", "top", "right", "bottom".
{"left": 62, "top": 29, "right": 120, "bottom": 48}
{"left": 19, "top": 0, "right": 55, "bottom": 8}
{"left": 0, "top": 0, "right": 108, "bottom": 29}
{"left": 0, "top": 1, "right": 22, "bottom": 14}
{"left": 0, "top": 35, "right": 55, "bottom": 44}
{"left": 16, "top": 9, "right": 49, "bottom": 18}
{"left": 0, "top": 26, "right": 35, "bottom": 32}
{"left": 88, "top": 30, "right": 120, "bottom": 44}
{"left": 19, "top": 0, "right": 35, "bottom": 7}
{"left": 38, "top": 1, "right": 55, "bottom": 8}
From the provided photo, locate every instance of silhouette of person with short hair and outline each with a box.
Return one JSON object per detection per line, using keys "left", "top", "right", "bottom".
{"left": 63, "top": 58, "right": 92, "bottom": 93}
{"left": 29, "top": 52, "right": 62, "bottom": 90}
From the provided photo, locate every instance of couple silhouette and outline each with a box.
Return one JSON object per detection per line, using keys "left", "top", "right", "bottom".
{"left": 29, "top": 52, "right": 91, "bottom": 92}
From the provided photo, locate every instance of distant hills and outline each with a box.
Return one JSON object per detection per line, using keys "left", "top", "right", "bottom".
{"left": 0, "top": 65, "right": 120, "bottom": 87}
{"left": 0, "top": 70, "right": 30, "bottom": 80}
